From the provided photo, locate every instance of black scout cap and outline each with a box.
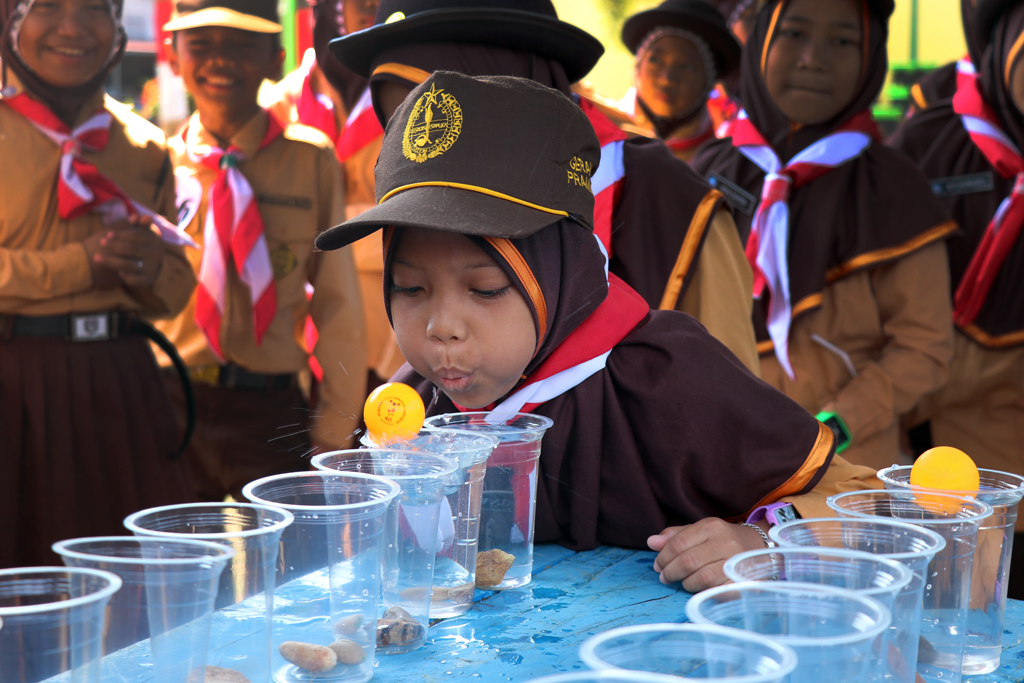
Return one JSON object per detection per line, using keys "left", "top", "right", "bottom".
{"left": 315, "top": 71, "right": 600, "bottom": 251}
{"left": 326, "top": 0, "right": 604, "bottom": 83}
{"left": 622, "top": 0, "right": 741, "bottom": 76}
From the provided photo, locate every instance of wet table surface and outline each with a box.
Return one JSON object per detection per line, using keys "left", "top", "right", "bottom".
{"left": 100, "top": 544, "right": 1024, "bottom": 682}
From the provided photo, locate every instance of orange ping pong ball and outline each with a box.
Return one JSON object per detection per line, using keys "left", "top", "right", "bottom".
{"left": 910, "top": 446, "right": 980, "bottom": 513}
{"left": 363, "top": 382, "right": 425, "bottom": 445}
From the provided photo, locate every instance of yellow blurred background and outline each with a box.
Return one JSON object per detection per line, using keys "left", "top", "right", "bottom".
{"left": 554, "top": 0, "right": 969, "bottom": 100}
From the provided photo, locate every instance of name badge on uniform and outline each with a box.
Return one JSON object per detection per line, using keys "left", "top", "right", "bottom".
{"left": 257, "top": 194, "right": 313, "bottom": 210}
{"left": 707, "top": 173, "right": 757, "bottom": 215}
{"left": 930, "top": 171, "right": 995, "bottom": 198}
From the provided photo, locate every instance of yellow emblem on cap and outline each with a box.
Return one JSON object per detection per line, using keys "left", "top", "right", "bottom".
{"left": 403, "top": 83, "right": 463, "bottom": 164}
{"left": 385, "top": 11, "right": 405, "bottom": 23}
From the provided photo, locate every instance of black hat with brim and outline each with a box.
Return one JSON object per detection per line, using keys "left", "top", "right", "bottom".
{"left": 327, "top": 0, "right": 604, "bottom": 83}
{"left": 315, "top": 71, "right": 601, "bottom": 252}
{"left": 622, "top": 0, "right": 741, "bottom": 76}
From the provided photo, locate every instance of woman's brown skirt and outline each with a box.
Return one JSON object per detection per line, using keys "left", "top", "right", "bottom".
{"left": 0, "top": 334, "right": 193, "bottom": 569}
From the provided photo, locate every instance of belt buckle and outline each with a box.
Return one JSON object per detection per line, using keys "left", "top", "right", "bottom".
{"left": 70, "top": 313, "right": 114, "bottom": 342}
{"left": 190, "top": 365, "right": 221, "bottom": 386}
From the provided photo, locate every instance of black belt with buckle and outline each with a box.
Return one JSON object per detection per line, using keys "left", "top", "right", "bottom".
{"left": 188, "top": 363, "right": 297, "bottom": 391}
{"left": 1, "top": 311, "right": 196, "bottom": 459}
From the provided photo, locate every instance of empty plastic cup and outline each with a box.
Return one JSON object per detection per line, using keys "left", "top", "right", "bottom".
{"left": 526, "top": 673, "right": 712, "bottom": 683}
{"left": 579, "top": 623, "right": 797, "bottom": 682}
{"left": 52, "top": 537, "right": 234, "bottom": 683}
{"left": 828, "top": 490, "right": 992, "bottom": 683}
{"left": 0, "top": 567, "right": 122, "bottom": 683}
{"left": 124, "top": 502, "right": 295, "bottom": 682}
{"left": 423, "top": 412, "right": 554, "bottom": 589}
{"left": 525, "top": 672, "right": 692, "bottom": 683}
{"left": 878, "top": 465, "right": 1024, "bottom": 675}
{"left": 724, "top": 547, "right": 911, "bottom": 682}
{"left": 685, "top": 582, "right": 890, "bottom": 683}
{"left": 361, "top": 429, "right": 499, "bottom": 617}
{"left": 243, "top": 471, "right": 400, "bottom": 683}
{"left": 769, "top": 517, "right": 946, "bottom": 683}
{"left": 311, "top": 449, "right": 458, "bottom": 654}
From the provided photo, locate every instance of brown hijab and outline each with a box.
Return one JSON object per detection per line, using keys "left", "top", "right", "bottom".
{"left": 889, "top": 2, "right": 1024, "bottom": 344}
{"left": 692, "top": 0, "right": 953, "bottom": 343}
{"left": 384, "top": 220, "right": 837, "bottom": 550}
{"left": 366, "top": 41, "right": 724, "bottom": 309}
{"left": 1, "top": 0, "right": 126, "bottom": 124}
{"left": 312, "top": 0, "right": 371, "bottom": 112}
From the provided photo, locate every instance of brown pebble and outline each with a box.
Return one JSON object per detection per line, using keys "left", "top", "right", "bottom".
{"left": 202, "top": 666, "right": 252, "bottom": 683}
{"left": 329, "top": 638, "right": 367, "bottom": 665}
{"left": 376, "top": 617, "right": 426, "bottom": 646}
{"left": 448, "top": 582, "right": 476, "bottom": 602}
{"left": 399, "top": 586, "right": 431, "bottom": 601}
{"left": 279, "top": 641, "right": 337, "bottom": 673}
{"left": 475, "top": 549, "right": 515, "bottom": 587}
{"left": 333, "top": 614, "right": 363, "bottom": 636}
{"left": 381, "top": 605, "right": 414, "bottom": 621}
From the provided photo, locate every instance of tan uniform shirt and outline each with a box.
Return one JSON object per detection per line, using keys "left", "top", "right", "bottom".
{"left": 0, "top": 79, "right": 195, "bottom": 319}
{"left": 157, "top": 110, "right": 366, "bottom": 448}
{"left": 263, "top": 58, "right": 401, "bottom": 380}
{"left": 760, "top": 242, "right": 956, "bottom": 470}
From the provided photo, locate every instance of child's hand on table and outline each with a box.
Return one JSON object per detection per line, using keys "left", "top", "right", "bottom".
{"left": 647, "top": 518, "right": 771, "bottom": 592}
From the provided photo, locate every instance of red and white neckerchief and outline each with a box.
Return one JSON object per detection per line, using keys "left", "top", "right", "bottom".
{"left": 187, "top": 114, "right": 283, "bottom": 361}
{"left": 731, "top": 109, "right": 877, "bottom": 379}
{"left": 2, "top": 93, "right": 197, "bottom": 248}
{"left": 334, "top": 87, "right": 383, "bottom": 163}
{"left": 295, "top": 49, "right": 340, "bottom": 143}
{"left": 951, "top": 59, "right": 1024, "bottom": 327}
{"left": 708, "top": 85, "right": 740, "bottom": 138}
{"left": 580, "top": 98, "right": 628, "bottom": 253}
{"left": 665, "top": 113, "right": 715, "bottom": 154}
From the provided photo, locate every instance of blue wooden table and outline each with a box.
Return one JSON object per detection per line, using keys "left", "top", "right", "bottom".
{"left": 99, "top": 544, "right": 1024, "bottom": 682}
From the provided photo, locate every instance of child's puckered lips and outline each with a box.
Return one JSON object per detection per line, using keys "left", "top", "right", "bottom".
{"left": 315, "top": 71, "right": 602, "bottom": 251}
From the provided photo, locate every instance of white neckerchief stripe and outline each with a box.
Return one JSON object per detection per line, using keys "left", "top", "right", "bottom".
{"left": 962, "top": 115, "right": 1023, "bottom": 157}
{"left": 592, "top": 140, "right": 625, "bottom": 196}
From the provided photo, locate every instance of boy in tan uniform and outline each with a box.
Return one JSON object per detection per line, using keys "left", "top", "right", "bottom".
{"left": 160, "top": 0, "right": 366, "bottom": 502}
{"left": 261, "top": 0, "right": 406, "bottom": 387}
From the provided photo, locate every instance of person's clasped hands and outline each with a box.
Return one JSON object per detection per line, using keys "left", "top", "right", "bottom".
{"left": 648, "top": 517, "right": 771, "bottom": 592}
{"left": 83, "top": 214, "right": 164, "bottom": 290}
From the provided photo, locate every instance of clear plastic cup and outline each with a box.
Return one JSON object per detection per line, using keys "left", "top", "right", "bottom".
{"left": 243, "top": 471, "right": 400, "bottom": 683}
{"left": 769, "top": 517, "right": 946, "bottom": 683}
{"left": 51, "top": 537, "right": 234, "bottom": 683}
{"left": 526, "top": 673, "right": 693, "bottom": 683}
{"left": 311, "top": 449, "right": 458, "bottom": 654}
{"left": 685, "top": 582, "right": 891, "bottom": 683}
{"left": 0, "top": 567, "right": 122, "bottom": 683}
{"left": 361, "top": 429, "right": 500, "bottom": 617}
{"left": 878, "top": 465, "right": 1024, "bottom": 675}
{"left": 526, "top": 673, "right": 713, "bottom": 683}
{"left": 827, "top": 490, "right": 993, "bottom": 683}
{"left": 724, "top": 547, "right": 911, "bottom": 682}
{"left": 423, "top": 412, "right": 554, "bottom": 589}
{"left": 124, "top": 503, "right": 295, "bottom": 682}
{"left": 578, "top": 623, "right": 798, "bottom": 682}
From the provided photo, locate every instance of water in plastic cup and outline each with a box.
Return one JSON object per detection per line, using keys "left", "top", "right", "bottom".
{"left": 0, "top": 567, "right": 122, "bottom": 683}
{"left": 361, "top": 429, "right": 499, "bottom": 617}
{"left": 52, "top": 537, "right": 233, "bottom": 683}
{"left": 423, "top": 412, "right": 554, "bottom": 589}
{"left": 685, "top": 582, "right": 891, "bottom": 683}
{"left": 311, "top": 449, "right": 458, "bottom": 653}
{"left": 244, "top": 471, "right": 400, "bottom": 683}
{"left": 769, "top": 517, "right": 946, "bottom": 683}
{"left": 827, "top": 490, "right": 992, "bottom": 683}
{"left": 526, "top": 673, "right": 711, "bottom": 683}
{"left": 578, "top": 623, "right": 798, "bottom": 682}
{"left": 124, "top": 502, "right": 295, "bottom": 682}
{"left": 724, "top": 547, "right": 911, "bottom": 682}
{"left": 878, "top": 465, "right": 1024, "bottom": 676}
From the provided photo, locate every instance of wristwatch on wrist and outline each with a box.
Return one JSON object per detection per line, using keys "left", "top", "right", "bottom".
{"left": 815, "top": 410, "right": 852, "bottom": 454}
{"left": 746, "top": 501, "right": 799, "bottom": 527}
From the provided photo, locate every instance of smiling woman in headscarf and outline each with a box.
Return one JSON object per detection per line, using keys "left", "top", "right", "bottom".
{"left": 618, "top": 0, "right": 742, "bottom": 163}
{"left": 887, "top": 0, "right": 1024, "bottom": 595}
{"left": 691, "top": 0, "right": 957, "bottom": 471}
{"left": 317, "top": 70, "right": 880, "bottom": 592}
{"left": 0, "top": 0, "right": 196, "bottom": 568}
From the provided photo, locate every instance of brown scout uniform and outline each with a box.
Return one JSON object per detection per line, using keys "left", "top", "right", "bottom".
{"left": 0, "top": 74, "right": 197, "bottom": 567}
{"left": 263, "top": 52, "right": 405, "bottom": 383}
{"left": 157, "top": 109, "right": 367, "bottom": 501}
